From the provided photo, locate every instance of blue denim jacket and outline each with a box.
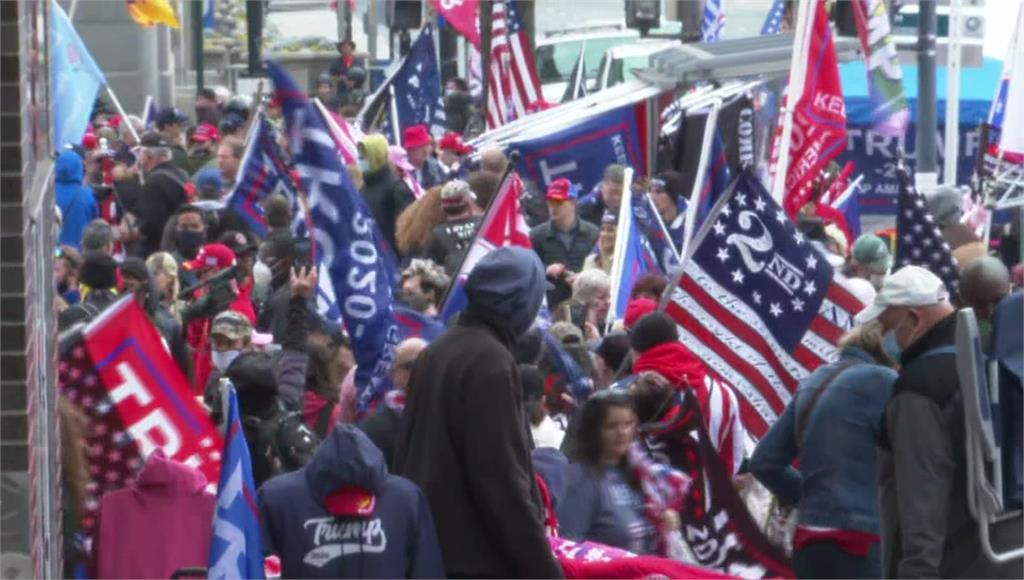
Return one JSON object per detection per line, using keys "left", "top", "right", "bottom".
{"left": 750, "top": 347, "right": 897, "bottom": 533}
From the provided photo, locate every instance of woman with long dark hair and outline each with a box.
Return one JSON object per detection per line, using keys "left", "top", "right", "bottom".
{"left": 557, "top": 392, "right": 657, "bottom": 554}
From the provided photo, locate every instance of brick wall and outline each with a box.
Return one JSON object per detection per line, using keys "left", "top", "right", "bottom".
{"left": 0, "top": 0, "right": 61, "bottom": 577}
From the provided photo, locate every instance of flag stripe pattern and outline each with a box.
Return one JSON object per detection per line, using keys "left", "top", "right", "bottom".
{"left": 894, "top": 165, "right": 960, "bottom": 297}
{"left": 665, "top": 172, "right": 862, "bottom": 438}
{"left": 702, "top": 0, "right": 726, "bottom": 42}
{"left": 486, "top": 0, "right": 544, "bottom": 129}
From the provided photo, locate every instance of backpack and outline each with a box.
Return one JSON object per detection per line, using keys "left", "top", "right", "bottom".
{"left": 242, "top": 400, "right": 321, "bottom": 484}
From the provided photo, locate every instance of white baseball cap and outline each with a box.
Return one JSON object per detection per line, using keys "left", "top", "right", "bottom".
{"left": 855, "top": 265, "right": 950, "bottom": 324}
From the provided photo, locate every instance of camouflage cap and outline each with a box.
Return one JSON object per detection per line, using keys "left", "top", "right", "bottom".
{"left": 210, "top": 310, "right": 253, "bottom": 341}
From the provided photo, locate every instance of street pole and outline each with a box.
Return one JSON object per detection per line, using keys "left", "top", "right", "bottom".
{"left": 245, "top": 0, "right": 263, "bottom": 76}
{"left": 192, "top": 0, "right": 204, "bottom": 91}
{"left": 139, "top": 24, "right": 160, "bottom": 106}
{"left": 916, "top": 0, "right": 939, "bottom": 193}
{"left": 943, "top": 0, "right": 962, "bottom": 185}
{"left": 480, "top": 0, "right": 493, "bottom": 116}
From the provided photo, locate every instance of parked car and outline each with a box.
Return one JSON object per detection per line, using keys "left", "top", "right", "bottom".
{"left": 594, "top": 39, "right": 677, "bottom": 91}
{"left": 535, "top": 23, "right": 639, "bottom": 103}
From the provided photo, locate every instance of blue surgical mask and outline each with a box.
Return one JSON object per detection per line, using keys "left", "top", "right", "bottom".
{"left": 358, "top": 159, "right": 371, "bottom": 174}
{"left": 883, "top": 331, "right": 902, "bottom": 364}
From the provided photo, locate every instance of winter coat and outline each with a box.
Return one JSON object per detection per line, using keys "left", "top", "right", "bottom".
{"left": 879, "top": 314, "right": 1023, "bottom": 578}
{"left": 393, "top": 309, "right": 563, "bottom": 578}
{"left": 138, "top": 161, "right": 190, "bottom": 256}
{"left": 360, "top": 135, "right": 415, "bottom": 255}
{"left": 259, "top": 425, "right": 445, "bottom": 579}
{"left": 55, "top": 150, "right": 99, "bottom": 249}
{"left": 413, "top": 157, "right": 446, "bottom": 190}
{"left": 95, "top": 452, "right": 215, "bottom": 579}
{"left": 359, "top": 405, "right": 402, "bottom": 468}
{"left": 749, "top": 347, "right": 896, "bottom": 533}
{"left": 530, "top": 218, "right": 599, "bottom": 305}
{"left": 58, "top": 289, "right": 119, "bottom": 330}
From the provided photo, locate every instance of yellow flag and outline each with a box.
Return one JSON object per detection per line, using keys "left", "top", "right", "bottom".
{"left": 125, "top": 0, "right": 180, "bottom": 29}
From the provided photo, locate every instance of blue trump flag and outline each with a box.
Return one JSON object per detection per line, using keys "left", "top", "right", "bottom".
{"left": 394, "top": 306, "right": 446, "bottom": 343}
{"left": 208, "top": 386, "right": 265, "bottom": 580}
{"left": 227, "top": 115, "right": 300, "bottom": 237}
{"left": 268, "top": 60, "right": 399, "bottom": 410}
{"left": 387, "top": 25, "right": 446, "bottom": 137}
{"left": 609, "top": 188, "right": 660, "bottom": 322}
{"left": 511, "top": 101, "right": 645, "bottom": 195}
{"left": 51, "top": 0, "right": 106, "bottom": 148}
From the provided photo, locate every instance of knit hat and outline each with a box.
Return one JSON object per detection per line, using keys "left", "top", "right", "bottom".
{"left": 119, "top": 257, "right": 150, "bottom": 282}
{"left": 79, "top": 252, "right": 118, "bottom": 290}
{"left": 440, "top": 180, "right": 475, "bottom": 206}
{"left": 623, "top": 297, "right": 658, "bottom": 330}
{"left": 629, "top": 311, "right": 678, "bottom": 353}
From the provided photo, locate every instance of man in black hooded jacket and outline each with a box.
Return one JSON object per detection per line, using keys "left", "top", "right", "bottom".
{"left": 393, "top": 247, "right": 563, "bottom": 579}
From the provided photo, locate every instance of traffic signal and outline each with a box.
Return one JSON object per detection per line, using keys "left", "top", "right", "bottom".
{"left": 625, "top": 0, "right": 661, "bottom": 34}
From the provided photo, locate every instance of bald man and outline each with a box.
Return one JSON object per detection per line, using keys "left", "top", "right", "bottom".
{"left": 358, "top": 337, "right": 428, "bottom": 467}
{"left": 479, "top": 147, "right": 508, "bottom": 175}
{"left": 959, "top": 256, "right": 1011, "bottom": 324}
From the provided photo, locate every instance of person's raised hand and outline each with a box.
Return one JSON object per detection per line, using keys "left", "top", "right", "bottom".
{"left": 290, "top": 265, "right": 318, "bottom": 300}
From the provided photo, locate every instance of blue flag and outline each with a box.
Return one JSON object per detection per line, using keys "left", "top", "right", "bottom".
{"left": 610, "top": 191, "right": 660, "bottom": 321}
{"left": 394, "top": 306, "right": 446, "bottom": 343}
{"left": 540, "top": 329, "right": 594, "bottom": 401}
{"left": 386, "top": 25, "right": 446, "bottom": 137}
{"left": 695, "top": 133, "right": 732, "bottom": 230}
{"left": 203, "top": 0, "right": 216, "bottom": 28}
{"left": 227, "top": 116, "right": 300, "bottom": 237}
{"left": 51, "top": 0, "right": 106, "bottom": 148}
{"left": 511, "top": 102, "right": 646, "bottom": 195}
{"left": 267, "top": 60, "right": 399, "bottom": 410}
{"left": 631, "top": 190, "right": 681, "bottom": 273}
{"left": 761, "top": 0, "right": 786, "bottom": 35}
{"left": 208, "top": 386, "right": 265, "bottom": 580}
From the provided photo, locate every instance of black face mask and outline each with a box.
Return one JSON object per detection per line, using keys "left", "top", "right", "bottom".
{"left": 176, "top": 229, "right": 206, "bottom": 259}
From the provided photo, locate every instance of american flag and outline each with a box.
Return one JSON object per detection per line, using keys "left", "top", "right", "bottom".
{"left": 702, "top": 0, "right": 726, "bottom": 42}
{"left": 664, "top": 172, "right": 864, "bottom": 438}
{"left": 486, "top": 0, "right": 544, "bottom": 129}
{"left": 894, "top": 165, "right": 960, "bottom": 297}
{"left": 761, "top": 0, "right": 786, "bottom": 35}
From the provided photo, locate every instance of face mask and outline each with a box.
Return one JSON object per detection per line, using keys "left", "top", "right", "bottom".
{"left": 869, "top": 273, "right": 886, "bottom": 290}
{"left": 176, "top": 229, "right": 206, "bottom": 259}
{"left": 883, "top": 331, "right": 902, "bottom": 364}
{"left": 358, "top": 159, "right": 372, "bottom": 174}
{"left": 445, "top": 89, "right": 457, "bottom": 97}
{"left": 212, "top": 349, "right": 241, "bottom": 373}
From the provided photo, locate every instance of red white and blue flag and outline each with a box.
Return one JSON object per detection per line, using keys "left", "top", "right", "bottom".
{"left": 268, "top": 60, "right": 399, "bottom": 411}
{"left": 702, "top": 0, "right": 725, "bottom": 42}
{"left": 665, "top": 172, "right": 864, "bottom": 438}
{"left": 208, "top": 385, "right": 265, "bottom": 579}
{"left": 486, "top": 0, "right": 545, "bottom": 129}
{"left": 440, "top": 171, "right": 532, "bottom": 321}
{"left": 226, "top": 115, "right": 300, "bottom": 237}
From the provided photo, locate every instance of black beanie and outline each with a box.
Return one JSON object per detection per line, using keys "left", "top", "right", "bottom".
{"left": 629, "top": 312, "right": 679, "bottom": 353}
{"left": 79, "top": 252, "right": 118, "bottom": 290}
{"left": 119, "top": 257, "right": 149, "bottom": 282}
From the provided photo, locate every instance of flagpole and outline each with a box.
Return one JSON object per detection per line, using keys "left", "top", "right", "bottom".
{"left": 770, "top": 0, "right": 815, "bottom": 203}
{"left": 105, "top": 86, "right": 141, "bottom": 144}
{"left": 943, "top": 0, "right": 963, "bottom": 185}
{"left": 678, "top": 98, "right": 722, "bottom": 268}
{"left": 606, "top": 167, "right": 635, "bottom": 332}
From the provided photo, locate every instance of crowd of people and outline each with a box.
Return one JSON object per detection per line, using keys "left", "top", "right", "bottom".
{"left": 52, "top": 49, "right": 1024, "bottom": 579}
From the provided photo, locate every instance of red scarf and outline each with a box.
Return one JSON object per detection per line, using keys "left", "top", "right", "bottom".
{"left": 633, "top": 342, "right": 707, "bottom": 388}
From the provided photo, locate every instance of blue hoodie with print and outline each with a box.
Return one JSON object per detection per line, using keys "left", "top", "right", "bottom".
{"left": 55, "top": 150, "right": 99, "bottom": 249}
{"left": 259, "top": 424, "right": 445, "bottom": 579}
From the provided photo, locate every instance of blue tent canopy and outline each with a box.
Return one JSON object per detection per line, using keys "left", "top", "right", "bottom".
{"left": 840, "top": 57, "right": 1002, "bottom": 126}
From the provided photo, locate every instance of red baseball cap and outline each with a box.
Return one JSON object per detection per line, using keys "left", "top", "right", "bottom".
{"left": 438, "top": 132, "right": 472, "bottom": 154}
{"left": 403, "top": 125, "right": 432, "bottom": 150}
{"left": 191, "top": 123, "right": 221, "bottom": 143}
{"left": 545, "top": 178, "right": 579, "bottom": 202}
{"left": 186, "top": 243, "right": 236, "bottom": 272}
